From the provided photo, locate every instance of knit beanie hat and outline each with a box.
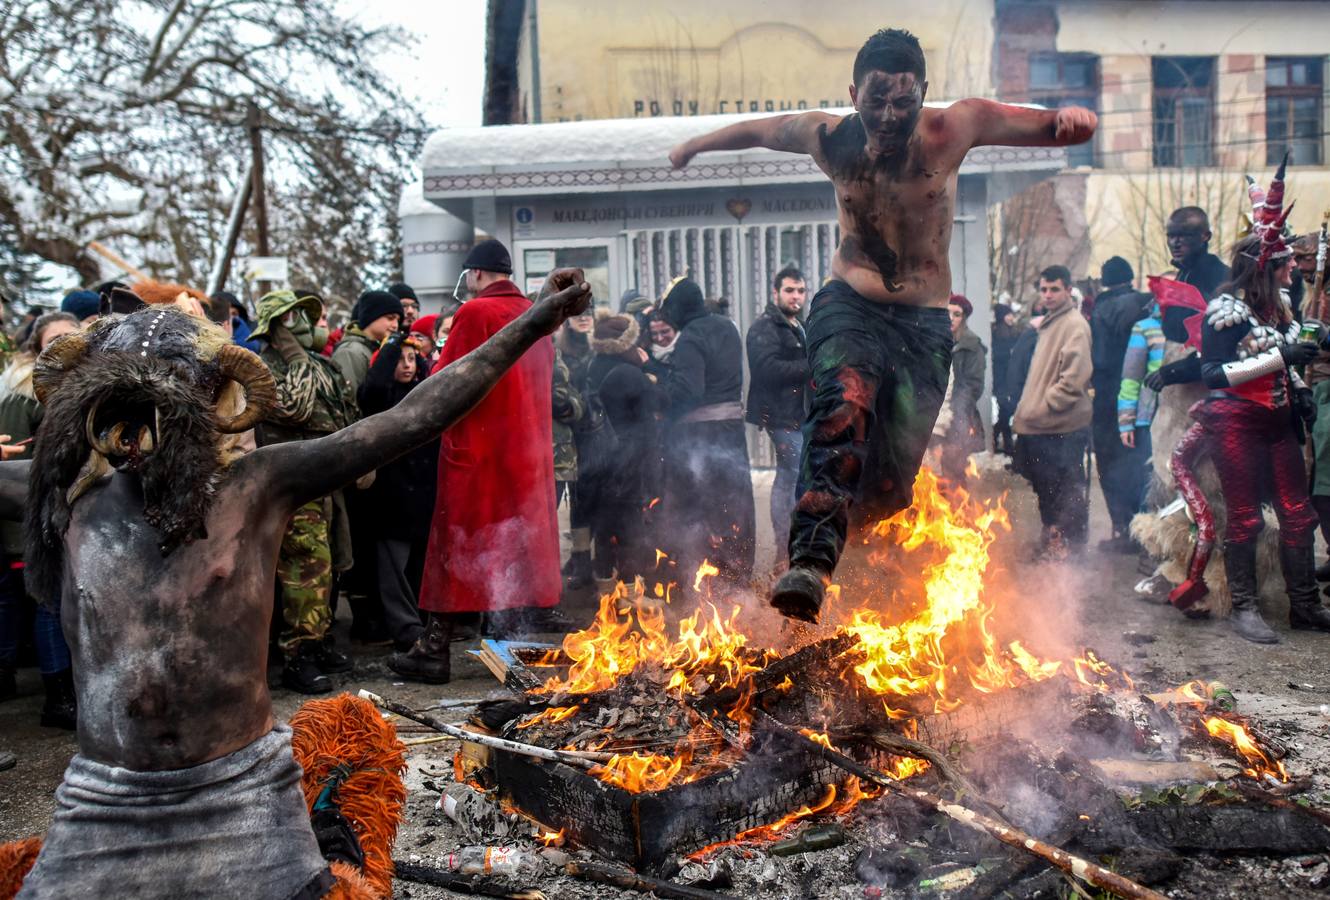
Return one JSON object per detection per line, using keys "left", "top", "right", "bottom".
{"left": 461, "top": 239, "right": 513, "bottom": 275}
{"left": 1101, "top": 256, "right": 1134, "bottom": 287}
{"left": 61, "top": 290, "right": 100, "bottom": 321}
{"left": 356, "top": 290, "right": 404, "bottom": 329}
{"left": 389, "top": 282, "right": 418, "bottom": 302}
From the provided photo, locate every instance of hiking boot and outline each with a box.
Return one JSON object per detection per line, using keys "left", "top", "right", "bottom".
{"left": 349, "top": 618, "right": 392, "bottom": 646}
{"left": 450, "top": 612, "right": 481, "bottom": 643}
{"left": 1283, "top": 542, "right": 1330, "bottom": 632}
{"left": 487, "top": 606, "right": 579, "bottom": 639}
{"left": 770, "top": 565, "right": 829, "bottom": 624}
{"left": 39, "top": 669, "right": 77, "bottom": 730}
{"left": 388, "top": 614, "right": 451, "bottom": 684}
{"left": 282, "top": 643, "right": 333, "bottom": 695}
{"left": 1226, "top": 541, "right": 1279, "bottom": 644}
{"left": 312, "top": 636, "right": 354, "bottom": 675}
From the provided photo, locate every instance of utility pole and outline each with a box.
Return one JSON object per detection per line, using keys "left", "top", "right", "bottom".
{"left": 246, "top": 101, "right": 271, "bottom": 297}
{"left": 205, "top": 160, "right": 254, "bottom": 298}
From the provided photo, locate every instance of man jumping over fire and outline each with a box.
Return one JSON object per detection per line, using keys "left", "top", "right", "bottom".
{"left": 669, "top": 28, "right": 1096, "bottom": 621}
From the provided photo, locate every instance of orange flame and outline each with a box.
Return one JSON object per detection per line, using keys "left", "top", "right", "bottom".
{"left": 537, "top": 828, "right": 566, "bottom": 846}
{"left": 1204, "top": 716, "right": 1288, "bottom": 782}
{"left": 515, "top": 705, "right": 580, "bottom": 730}
{"left": 593, "top": 751, "right": 689, "bottom": 793}
{"left": 693, "top": 559, "right": 720, "bottom": 591}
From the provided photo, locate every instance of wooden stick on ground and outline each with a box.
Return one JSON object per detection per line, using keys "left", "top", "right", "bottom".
{"left": 359, "top": 690, "right": 613, "bottom": 768}
{"left": 759, "top": 713, "right": 1166, "bottom": 900}
{"left": 869, "top": 729, "right": 987, "bottom": 802}
{"left": 564, "top": 859, "right": 735, "bottom": 900}
{"left": 393, "top": 859, "right": 546, "bottom": 898}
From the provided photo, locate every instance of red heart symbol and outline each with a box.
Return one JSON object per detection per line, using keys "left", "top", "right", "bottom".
{"left": 725, "top": 198, "right": 752, "bottom": 221}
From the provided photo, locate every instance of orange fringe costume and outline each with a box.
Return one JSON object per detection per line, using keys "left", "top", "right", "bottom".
{"left": 1, "top": 693, "right": 405, "bottom": 900}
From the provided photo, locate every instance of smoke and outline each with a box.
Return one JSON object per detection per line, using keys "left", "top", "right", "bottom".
{"left": 448, "top": 516, "right": 555, "bottom": 610}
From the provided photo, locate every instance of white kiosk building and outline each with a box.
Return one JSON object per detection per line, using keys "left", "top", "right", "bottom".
{"left": 404, "top": 110, "right": 1066, "bottom": 457}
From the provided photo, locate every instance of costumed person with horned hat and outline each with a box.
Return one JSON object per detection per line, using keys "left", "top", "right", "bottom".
{"left": 1189, "top": 160, "right": 1330, "bottom": 642}
{"left": 0, "top": 271, "right": 594, "bottom": 898}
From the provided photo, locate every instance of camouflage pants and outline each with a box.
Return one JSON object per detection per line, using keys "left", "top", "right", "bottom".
{"left": 278, "top": 498, "right": 333, "bottom": 653}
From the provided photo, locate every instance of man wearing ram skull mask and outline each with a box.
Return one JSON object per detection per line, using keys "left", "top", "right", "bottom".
{"left": 0, "top": 270, "right": 592, "bottom": 899}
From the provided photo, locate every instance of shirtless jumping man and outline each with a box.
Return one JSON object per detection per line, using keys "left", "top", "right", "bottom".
{"left": 669, "top": 28, "right": 1096, "bottom": 621}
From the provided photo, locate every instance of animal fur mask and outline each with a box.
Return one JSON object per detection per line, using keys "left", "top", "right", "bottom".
{"left": 24, "top": 307, "right": 276, "bottom": 602}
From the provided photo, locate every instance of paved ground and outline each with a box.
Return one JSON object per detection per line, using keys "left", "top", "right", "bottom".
{"left": 2, "top": 462, "right": 1329, "bottom": 898}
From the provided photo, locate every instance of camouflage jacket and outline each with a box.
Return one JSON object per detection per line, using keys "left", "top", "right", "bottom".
{"left": 552, "top": 349, "right": 584, "bottom": 481}
{"left": 257, "top": 343, "right": 359, "bottom": 445}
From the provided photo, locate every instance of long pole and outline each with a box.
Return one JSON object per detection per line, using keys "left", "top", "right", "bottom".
{"left": 205, "top": 160, "right": 254, "bottom": 298}
{"left": 246, "top": 101, "right": 271, "bottom": 298}
{"left": 1312, "top": 221, "right": 1327, "bottom": 322}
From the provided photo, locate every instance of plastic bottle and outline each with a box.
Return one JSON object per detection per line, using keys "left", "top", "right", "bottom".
{"left": 441, "top": 846, "right": 540, "bottom": 877}
{"left": 1208, "top": 682, "right": 1237, "bottom": 712}
{"left": 437, "top": 783, "right": 515, "bottom": 840}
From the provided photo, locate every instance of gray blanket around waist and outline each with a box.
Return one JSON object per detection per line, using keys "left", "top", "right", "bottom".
{"left": 18, "top": 724, "right": 333, "bottom": 900}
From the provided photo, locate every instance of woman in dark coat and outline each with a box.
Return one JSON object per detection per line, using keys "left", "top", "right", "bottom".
{"left": 582, "top": 312, "right": 663, "bottom": 584}
{"left": 357, "top": 332, "right": 437, "bottom": 650}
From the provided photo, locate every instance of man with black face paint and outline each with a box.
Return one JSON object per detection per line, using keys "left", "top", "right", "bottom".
{"left": 1166, "top": 207, "right": 1230, "bottom": 302}
{"left": 670, "top": 27, "right": 1096, "bottom": 621}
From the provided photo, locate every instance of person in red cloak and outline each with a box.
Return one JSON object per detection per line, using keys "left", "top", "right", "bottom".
{"left": 389, "top": 239, "right": 561, "bottom": 683}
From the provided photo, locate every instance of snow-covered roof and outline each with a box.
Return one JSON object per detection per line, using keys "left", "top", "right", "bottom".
{"left": 421, "top": 107, "right": 1067, "bottom": 201}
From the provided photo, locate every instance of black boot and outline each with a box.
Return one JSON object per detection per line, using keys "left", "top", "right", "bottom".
{"left": 1283, "top": 542, "right": 1330, "bottom": 631}
{"left": 1226, "top": 541, "right": 1279, "bottom": 644}
{"left": 387, "top": 614, "right": 451, "bottom": 684}
{"left": 282, "top": 642, "right": 333, "bottom": 695}
{"left": 562, "top": 550, "right": 592, "bottom": 591}
{"left": 770, "top": 564, "right": 829, "bottom": 624}
{"left": 312, "top": 635, "right": 354, "bottom": 674}
{"left": 39, "top": 668, "right": 77, "bottom": 730}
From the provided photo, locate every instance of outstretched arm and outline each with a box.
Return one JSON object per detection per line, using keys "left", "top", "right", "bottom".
{"left": 953, "top": 98, "right": 1096, "bottom": 149}
{"left": 252, "top": 270, "right": 592, "bottom": 511}
{"left": 669, "top": 111, "right": 838, "bottom": 168}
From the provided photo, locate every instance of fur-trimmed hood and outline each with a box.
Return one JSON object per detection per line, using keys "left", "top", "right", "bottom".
{"left": 0, "top": 355, "right": 36, "bottom": 404}
{"left": 590, "top": 310, "right": 640, "bottom": 356}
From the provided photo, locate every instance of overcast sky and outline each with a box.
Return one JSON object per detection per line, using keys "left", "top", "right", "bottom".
{"left": 345, "top": 0, "right": 489, "bottom": 130}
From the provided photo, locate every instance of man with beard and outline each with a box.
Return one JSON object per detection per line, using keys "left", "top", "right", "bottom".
{"left": 0, "top": 270, "right": 591, "bottom": 897}
{"left": 745, "top": 265, "right": 809, "bottom": 571}
{"left": 670, "top": 27, "right": 1095, "bottom": 620}
{"left": 1166, "top": 207, "right": 1230, "bottom": 302}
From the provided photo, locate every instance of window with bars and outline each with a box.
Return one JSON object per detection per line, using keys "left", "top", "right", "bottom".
{"left": 1026, "top": 53, "right": 1099, "bottom": 167}
{"left": 1266, "top": 57, "right": 1323, "bottom": 166}
{"left": 1153, "top": 56, "right": 1216, "bottom": 167}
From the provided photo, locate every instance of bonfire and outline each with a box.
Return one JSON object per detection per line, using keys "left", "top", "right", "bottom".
{"left": 367, "top": 468, "right": 1325, "bottom": 899}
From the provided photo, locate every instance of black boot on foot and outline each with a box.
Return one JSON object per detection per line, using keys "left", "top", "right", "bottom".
{"left": 1283, "top": 542, "right": 1330, "bottom": 631}
{"left": 1227, "top": 541, "right": 1279, "bottom": 644}
{"left": 312, "top": 635, "right": 354, "bottom": 674}
{"left": 39, "top": 668, "right": 77, "bottom": 730}
{"left": 770, "top": 565, "right": 829, "bottom": 623}
{"left": 388, "top": 614, "right": 451, "bottom": 684}
{"left": 282, "top": 643, "right": 334, "bottom": 694}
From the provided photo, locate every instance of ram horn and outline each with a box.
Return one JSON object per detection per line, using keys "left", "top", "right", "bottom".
{"left": 32, "top": 333, "right": 90, "bottom": 405}
{"left": 213, "top": 344, "right": 277, "bottom": 434}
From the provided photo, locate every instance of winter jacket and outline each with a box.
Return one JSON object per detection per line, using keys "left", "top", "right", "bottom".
{"left": 0, "top": 356, "right": 38, "bottom": 559}
{"left": 1013, "top": 302, "right": 1093, "bottom": 436}
{"left": 1118, "top": 312, "right": 1165, "bottom": 432}
{"left": 744, "top": 303, "right": 809, "bottom": 430}
{"left": 647, "top": 285, "right": 744, "bottom": 419}
{"left": 257, "top": 333, "right": 359, "bottom": 445}
{"left": 948, "top": 326, "right": 987, "bottom": 451}
{"left": 991, "top": 323, "right": 1020, "bottom": 410}
{"left": 552, "top": 349, "right": 584, "bottom": 482}
{"left": 1175, "top": 252, "right": 1231, "bottom": 302}
{"left": 357, "top": 336, "right": 438, "bottom": 542}
{"left": 330, "top": 326, "right": 379, "bottom": 394}
{"left": 1090, "top": 284, "right": 1153, "bottom": 409}
{"left": 231, "top": 316, "right": 262, "bottom": 353}
{"left": 1005, "top": 325, "right": 1039, "bottom": 411}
